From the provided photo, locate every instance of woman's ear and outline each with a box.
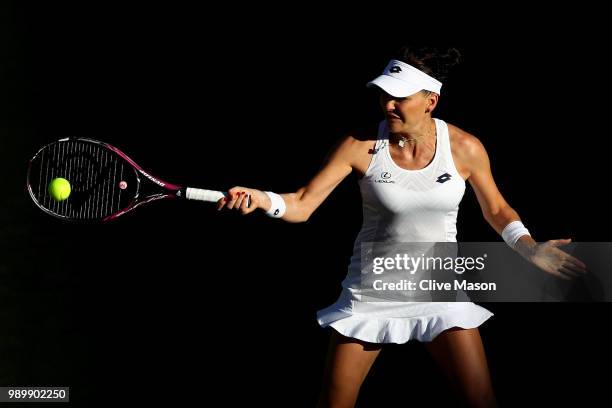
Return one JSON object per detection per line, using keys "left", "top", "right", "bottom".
{"left": 426, "top": 92, "right": 439, "bottom": 113}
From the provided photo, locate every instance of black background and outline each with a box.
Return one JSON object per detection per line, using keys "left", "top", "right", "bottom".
{"left": 2, "top": 3, "right": 610, "bottom": 407}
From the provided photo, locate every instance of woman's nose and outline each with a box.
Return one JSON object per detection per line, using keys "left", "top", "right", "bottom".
{"left": 385, "top": 99, "right": 396, "bottom": 111}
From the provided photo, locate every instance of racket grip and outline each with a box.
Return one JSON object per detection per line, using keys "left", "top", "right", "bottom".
{"left": 185, "top": 187, "right": 226, "bottom": 202}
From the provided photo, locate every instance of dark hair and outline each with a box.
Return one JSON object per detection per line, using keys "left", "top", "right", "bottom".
{"left": 394, "top": 46, "right": 461, "bottom": 83}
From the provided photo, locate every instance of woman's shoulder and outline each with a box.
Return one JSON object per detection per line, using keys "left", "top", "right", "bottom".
{"left": 446, "top": 122, "right": 488, "bottom": 161}
{"left": 346, "top": 124, "right": 380, "bottom": 144}
{"left": 324, "top": 125, "right": 380, "bottom": 174}
{"left": 332, "top": 124, "right": 380, "bottom": 154}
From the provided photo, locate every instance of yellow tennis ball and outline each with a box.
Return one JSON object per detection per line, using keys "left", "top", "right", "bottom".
{"left": 48, "top": 177, "right": 71, "bottom": 201}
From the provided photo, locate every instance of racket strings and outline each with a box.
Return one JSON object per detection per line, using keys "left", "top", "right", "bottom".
{"left": 31, "top": 140, "right": 135, "bottom": 220}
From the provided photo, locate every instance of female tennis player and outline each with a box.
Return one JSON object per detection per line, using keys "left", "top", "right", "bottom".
{"left": 217, "top": 46, "right": 587, "bottom": 407}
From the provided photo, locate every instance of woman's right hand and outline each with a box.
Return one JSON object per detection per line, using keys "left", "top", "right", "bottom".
{"left": 216, "top": 186, "right": 271, "bottom": 215}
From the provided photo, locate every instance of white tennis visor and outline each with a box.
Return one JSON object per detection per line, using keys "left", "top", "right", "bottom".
{"left": 367, "top": 59, "right": 442, "bottom": 97}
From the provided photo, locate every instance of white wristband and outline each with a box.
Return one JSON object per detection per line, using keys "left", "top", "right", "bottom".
{"left": 501, "top": 221, "right": 530, "bottom": 249}
{"left": 264, "top": 191, "right": 286, "bottom": 218}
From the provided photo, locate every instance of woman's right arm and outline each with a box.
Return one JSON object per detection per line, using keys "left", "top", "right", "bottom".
{"left": 217, "top": 135, "right": 362, "bottom": 223}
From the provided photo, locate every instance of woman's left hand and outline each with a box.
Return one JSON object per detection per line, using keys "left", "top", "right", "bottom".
{"left": 528, "top": 239, "right": 588, "bottom": 280}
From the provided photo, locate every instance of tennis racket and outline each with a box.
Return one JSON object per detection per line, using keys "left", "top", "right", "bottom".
{"left": 27, "top": 137, "right": 239, "bottom": 221}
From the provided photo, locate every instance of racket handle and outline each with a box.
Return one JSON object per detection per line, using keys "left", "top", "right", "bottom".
{"left": 185, "top": 188, "right": 226, "bottom": 202}
{"left": 185, "top": 187, "right": 252, "bottom": 208}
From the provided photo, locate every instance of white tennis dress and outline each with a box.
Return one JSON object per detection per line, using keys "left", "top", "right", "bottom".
{"left": 316, "top": 118, "right": 493, "bottom": 343}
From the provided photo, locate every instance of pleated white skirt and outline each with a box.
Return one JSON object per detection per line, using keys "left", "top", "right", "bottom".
{"left": 317, "top": 288, "right": 493, "bottom": 344}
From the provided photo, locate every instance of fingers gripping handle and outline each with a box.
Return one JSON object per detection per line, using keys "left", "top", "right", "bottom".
{"left": 185, "top": 188, "right": 225, "bottom": 202}
{"left": 185, "top": 187, "right": 252, "bottom": 208}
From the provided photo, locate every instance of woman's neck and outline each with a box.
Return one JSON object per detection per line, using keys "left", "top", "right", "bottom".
{"left": 391, "top": 118, "right": 436, "bottom": 149}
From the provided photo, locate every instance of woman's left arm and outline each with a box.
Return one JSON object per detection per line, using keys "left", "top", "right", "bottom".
{"left": 458, "top": 131, "right": 587, "bottom": 280}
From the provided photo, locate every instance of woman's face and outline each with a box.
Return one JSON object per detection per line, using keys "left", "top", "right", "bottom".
{"left": 379, "top": 91, "right": 436, "bottom": 133}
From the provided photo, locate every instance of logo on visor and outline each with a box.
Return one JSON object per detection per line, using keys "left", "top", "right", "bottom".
{"left": 389, "top": 66, "right": 402, "bottom": 73}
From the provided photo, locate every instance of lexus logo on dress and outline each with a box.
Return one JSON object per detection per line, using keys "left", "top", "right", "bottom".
{"left": 374, "top": 171, "right": 395, "bottom": 183}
